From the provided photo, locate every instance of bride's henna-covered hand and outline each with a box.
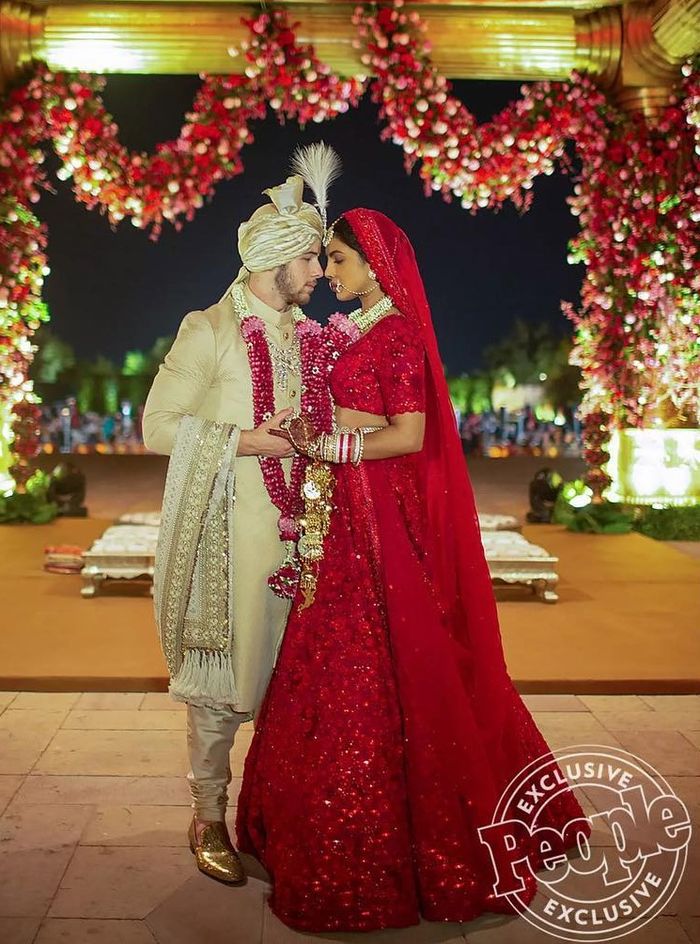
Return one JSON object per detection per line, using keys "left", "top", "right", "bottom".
{"left": 270, "top": 415, "right": 318, "bottom": 455}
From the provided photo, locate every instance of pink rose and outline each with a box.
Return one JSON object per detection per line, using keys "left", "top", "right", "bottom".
{"left": 278, "top": 516, "right": 299, "bottom": 541}
{"left": 240, "top": 315, "right": 266, "bottom": 339}
{"left": 327, "top": 313, "right": 360, "bottom": 341}
{"left": 296, "top": 318, "right": 322, "bottom": 337}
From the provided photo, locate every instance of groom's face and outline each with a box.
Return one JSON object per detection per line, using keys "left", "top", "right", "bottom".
{"left": 274, "top": 240, "right": 323, "bottom": 306}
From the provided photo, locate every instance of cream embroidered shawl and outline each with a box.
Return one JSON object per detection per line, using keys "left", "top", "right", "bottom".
{"left": 154, "top": 414, "right": 242, "bottom": 708}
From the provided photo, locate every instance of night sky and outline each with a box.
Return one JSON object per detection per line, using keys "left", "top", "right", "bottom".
{"left": 39, "top": 74, "right": 583, "bottom": 375}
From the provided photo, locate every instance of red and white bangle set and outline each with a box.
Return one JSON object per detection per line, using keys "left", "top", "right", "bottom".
{"left": 311, "top": 428, "right": 365, "bottom": 465}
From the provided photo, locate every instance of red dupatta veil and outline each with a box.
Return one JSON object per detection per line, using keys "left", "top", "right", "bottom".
{"left": 343, "top": 208, "right": 512, "bottom": 762}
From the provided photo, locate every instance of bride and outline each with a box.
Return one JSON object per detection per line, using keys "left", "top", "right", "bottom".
{"left": 235, "top": 207, "right": 589, "bottom": 933}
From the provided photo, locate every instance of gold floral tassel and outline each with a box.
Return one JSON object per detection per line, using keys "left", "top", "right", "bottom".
{"left": 297, "top": 460, "right": 335, "bottom": 610}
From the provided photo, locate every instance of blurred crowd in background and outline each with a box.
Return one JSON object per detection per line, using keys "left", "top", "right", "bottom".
{"left": 39, "top": 399, "right": 146, "bottom": 454}
{"left": 458, "top": 406, "right": 582, "bottom": 458}
{"left": 38, "top": 398, "right": 582, "bottom": 459}
{"left": 34, "top": 318, "right": 583, "bottom": 458}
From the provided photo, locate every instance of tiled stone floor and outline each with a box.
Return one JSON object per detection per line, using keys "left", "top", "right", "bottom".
{"left": 1, "top": 692, "right": 698, "bottom": 944}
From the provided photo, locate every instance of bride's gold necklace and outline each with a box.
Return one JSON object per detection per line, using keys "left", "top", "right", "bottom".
{"left": 348, "top": 294, "right": 394, "bottom": 334}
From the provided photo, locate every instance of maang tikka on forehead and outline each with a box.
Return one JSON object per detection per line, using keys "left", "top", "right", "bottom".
{"left": 290, "top": 142, "right": 342, "bottom": 245}
{"left": 323, "top": 219, "right": 337, "bottom": 248}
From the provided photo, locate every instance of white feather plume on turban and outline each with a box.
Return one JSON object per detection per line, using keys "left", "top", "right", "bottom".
{"left": 229, "top": 175, "right": 323, "bottom": 288}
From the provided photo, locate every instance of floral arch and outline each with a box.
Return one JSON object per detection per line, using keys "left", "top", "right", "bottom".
{"left": 0, "top": 2, "right": 698, "bottom": 500}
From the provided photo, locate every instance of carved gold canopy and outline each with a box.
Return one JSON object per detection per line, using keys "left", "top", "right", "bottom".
{"left": 1, "top": 0, "right": 699, "bottom": 112}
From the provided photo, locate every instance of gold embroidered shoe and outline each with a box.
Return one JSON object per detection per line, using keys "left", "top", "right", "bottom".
{"left": 188, "top": 818, "right": 246, "bottom": 885}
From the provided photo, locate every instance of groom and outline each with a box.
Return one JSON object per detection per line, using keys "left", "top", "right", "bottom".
{"left": 142, "top": 174, "right": 324, "bottom": 884}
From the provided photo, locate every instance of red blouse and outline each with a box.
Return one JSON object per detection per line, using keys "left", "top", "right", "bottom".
{"left": 330, "top": 314, "right": 426, "bottom": 416}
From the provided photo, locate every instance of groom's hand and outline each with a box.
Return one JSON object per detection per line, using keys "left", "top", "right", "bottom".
{"left": 238, "top": 410, "right": 295, "bottom": 457}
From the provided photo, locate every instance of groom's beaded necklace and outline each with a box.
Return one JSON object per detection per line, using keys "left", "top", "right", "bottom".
{"left": 231, "top": 284, "right": 304, "bottom": 393}
{"left": 348, "top": 294, "right": 395, "bottom": 335}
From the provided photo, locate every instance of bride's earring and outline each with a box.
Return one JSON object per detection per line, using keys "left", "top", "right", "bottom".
{"left": 352, "top": 266, "right": 379, "bottom": 297}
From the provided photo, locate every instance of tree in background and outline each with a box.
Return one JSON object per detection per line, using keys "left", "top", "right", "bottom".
{"left": 31, "top": 328, "right": 76, "bottom": 384}
{"left": 122, "top": 349, "right": 151, "bottom": 408}
{"left": 483, "top": 318, "right": 562, "bottom": 385}
{"left": 447, "top": 373, "right": 493, "bottom": 414}
{"left": 544, "top": 337, "right": 582, "bottom": 408}
{"left": 483, "top": 319, "right": 581, "bottom": 408}
{"left": 444, "top": 321, "right": 582, "bottom": 416}
{"left": 148, "top": 336, "right": 174, "bottom": 370}
{"left": 93, "top": 356, "right": 120, "bottom": 414}
{"left": 30, "top": 332, "right": 173, "bottom": 413}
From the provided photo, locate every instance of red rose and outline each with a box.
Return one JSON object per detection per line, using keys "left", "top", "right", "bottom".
{"left": 377, "top": 8, "right": 394, "bottom": 30}
{"left": 190, "top": 123, "right": 220, "bottom": 143}
{"left": 83, "top": 116, "right": 103, "bottom": 136}
{"left": 49, "top": 106, "right": 72, "bottom": 126}
{"left": 277, "top": 29, "right": 295, "bottom": 47}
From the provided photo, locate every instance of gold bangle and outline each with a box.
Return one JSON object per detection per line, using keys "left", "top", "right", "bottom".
{"left": 351, "top": 428, "right": 365, "bottom": 466}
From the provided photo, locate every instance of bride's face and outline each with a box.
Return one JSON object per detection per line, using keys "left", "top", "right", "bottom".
{"left": 324, "top": 236, "right": 373, "bottom": 302}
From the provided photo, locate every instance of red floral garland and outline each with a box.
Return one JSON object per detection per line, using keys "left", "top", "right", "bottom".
{"left": 238, "top": 307, "right": 359, "bottom": 530}
{"left": 354, "top": 1, "right": 609, "bottom": 211}
{"left": 562, "top": 73, "right": 699, "bottom": 435}
{"left": 239, "top": 315, "right": 315, "bottom": 538}
{"left": 48, "top": 10, "right": 364, "bottom": 235}
{"left": 237, "top": 300, "right": 358, "bottom": 598}
{"left": 0, "top": 7, "right": 363, "bottom": 490}
{"left": 240, "top": 311, "right": 318, "bottom": 598}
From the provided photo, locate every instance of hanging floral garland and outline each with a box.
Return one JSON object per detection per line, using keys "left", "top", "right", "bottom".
{"left": 232, "top": 285, "right": 361, "bottom": 599}
{"left": 564, "top": 71, "right": 699, "bottom": 436}
{"left": 0, "top": 8, "right": 364, "bottom": 488}
{"left": 0, "top": 207, "right": 50, "bottom": 488}
{"left": 354, "top": 0, "right": 699, "bottom": 496}
{"left": 45, "top": 10, "right": 365, "bottom": 235}
{"left": 352, "top": 0, "right": 610, "bottom": 211}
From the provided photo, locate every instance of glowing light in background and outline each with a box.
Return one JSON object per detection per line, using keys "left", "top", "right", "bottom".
{"left": 607, "top": 429, "right": 700, "bottom": 507}
{"left": 48, "top": 38, "right": 147, "bottom": 74}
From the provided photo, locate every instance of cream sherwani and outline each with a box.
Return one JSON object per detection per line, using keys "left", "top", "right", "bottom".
{"left": 143, "top": 284, "right": 301, "bottom": 716}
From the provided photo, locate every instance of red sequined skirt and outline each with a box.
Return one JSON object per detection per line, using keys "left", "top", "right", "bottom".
{"left": 236, "top": 458, "right": 588, "bottom": 933}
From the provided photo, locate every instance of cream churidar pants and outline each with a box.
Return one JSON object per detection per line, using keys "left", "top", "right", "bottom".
{"left": 186, "top": 704, "right": 250, "bottom": 821}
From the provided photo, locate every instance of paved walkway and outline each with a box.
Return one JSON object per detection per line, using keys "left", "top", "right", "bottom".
{"left": 1, "top": 692, "right": 698, "bottom": 943}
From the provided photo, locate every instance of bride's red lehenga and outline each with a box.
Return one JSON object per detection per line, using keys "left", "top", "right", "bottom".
{"left": 236, "top": 209, "right": 589, "bottom": 933}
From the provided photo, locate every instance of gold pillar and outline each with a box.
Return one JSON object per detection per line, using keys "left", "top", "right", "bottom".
{"left": 0, "top": 0, "right": 698, "bottom": 105}
{"left": 0, "top": 0, "right": 42, "bottom": 91}
{"left": 613, "top": 0, "right": 700, "bottom": 114}
{"left": 35, "top": 2, "right": 587, "bottom": 80}
{"left": 574, "top": 6, "right": 622, "bottom": 87}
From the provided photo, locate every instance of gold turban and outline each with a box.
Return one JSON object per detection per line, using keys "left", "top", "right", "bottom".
{"left": 230, "top": 175, "right": 323, "bottom": 287}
